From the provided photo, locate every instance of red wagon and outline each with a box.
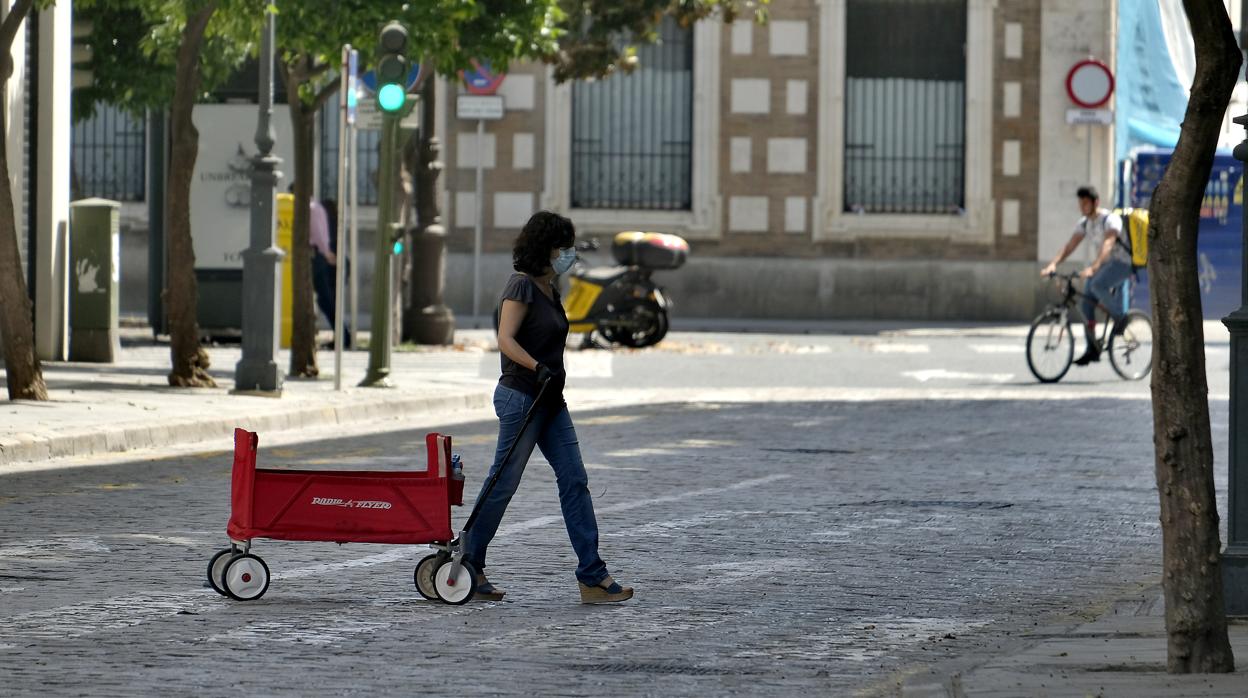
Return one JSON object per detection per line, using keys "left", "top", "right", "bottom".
{"left": 206, "top": 428, "right": 473, "bottom": 603}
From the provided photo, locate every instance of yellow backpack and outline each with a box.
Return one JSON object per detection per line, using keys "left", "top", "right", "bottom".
{"left": 1113, "top": 207, "right": 1148, "bottom": 270}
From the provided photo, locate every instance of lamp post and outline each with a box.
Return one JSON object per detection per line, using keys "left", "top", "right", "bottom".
{"left": 1221, "top": 3, "right": 1248, "bottom": 616}
{"left": 234, "top": 8, "right": 284, "bottom": 394}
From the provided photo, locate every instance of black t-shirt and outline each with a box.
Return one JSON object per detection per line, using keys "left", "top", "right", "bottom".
{"left": 498, "top": 273, "right": 569, "bottom": 398}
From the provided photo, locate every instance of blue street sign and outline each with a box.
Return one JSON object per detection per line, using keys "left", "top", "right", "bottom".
{"left": 360, "top": 65, "right": 420, "bottom": 94}
{"left": 461, "top": 59, "right": 505, "bottom": 95}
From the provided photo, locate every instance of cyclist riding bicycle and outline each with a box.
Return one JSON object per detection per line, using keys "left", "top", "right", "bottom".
{"left": 1039, "top": 186, "right": 1132, "bottom": 366}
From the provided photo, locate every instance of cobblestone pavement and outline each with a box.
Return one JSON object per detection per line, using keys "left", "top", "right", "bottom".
{"left": 0, "top": 391, "right": 1218, "bottom": 696}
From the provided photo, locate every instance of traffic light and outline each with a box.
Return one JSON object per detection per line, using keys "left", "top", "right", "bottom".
{"left": 375, "top": 22, "right": 408, "bottom": 113}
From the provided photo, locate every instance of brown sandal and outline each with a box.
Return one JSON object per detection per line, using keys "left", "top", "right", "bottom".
{"left": 578, "top": 576, "right": 633, "bottom": 604}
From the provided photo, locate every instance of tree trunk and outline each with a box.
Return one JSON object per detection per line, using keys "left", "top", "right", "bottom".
{"left": 1149, "top": 0, "right": 1240, "bottom": 674}
{"left": 0, "top": 0, "right": 46, "bottom": 400}
{"left": 165, "top": 3, "right": 217, "bottom": 388}
{"left": 283, "top": 57, "right": 319, "bottom": 378}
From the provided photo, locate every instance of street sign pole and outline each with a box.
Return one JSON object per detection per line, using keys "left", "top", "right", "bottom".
{"left": 333, "top": 44, "right": 353, "bottom": 391}
{"left": 349, "top": 122, "right": 359, "bottom": 342}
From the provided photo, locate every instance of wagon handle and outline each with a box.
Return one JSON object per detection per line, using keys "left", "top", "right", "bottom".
{"left": 458, "top": 377, "right": 554, "bottom": 537}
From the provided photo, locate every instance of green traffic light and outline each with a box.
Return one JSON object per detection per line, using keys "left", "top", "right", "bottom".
{"left": 378, "top": 83, "right": 405, "bottom": 112}
{"left": 393, "top": 240, "right": 404, "bottom": 255}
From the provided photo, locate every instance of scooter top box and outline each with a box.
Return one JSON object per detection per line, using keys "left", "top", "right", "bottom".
{"left": 611, "top": 231, "right": 689, "bottom": 270}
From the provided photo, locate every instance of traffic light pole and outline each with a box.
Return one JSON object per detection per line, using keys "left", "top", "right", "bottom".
{"left": 360, "top": 111, "right": 401, "bottom": 387}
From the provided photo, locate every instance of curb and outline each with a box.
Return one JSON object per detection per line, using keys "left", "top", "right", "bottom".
{"left": 0, "top": 391, "right": 490, "bottom": 468}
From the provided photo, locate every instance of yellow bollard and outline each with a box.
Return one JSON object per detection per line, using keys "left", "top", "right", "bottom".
{"left": 276, "top": 193, "right": 294, "bottom": 349}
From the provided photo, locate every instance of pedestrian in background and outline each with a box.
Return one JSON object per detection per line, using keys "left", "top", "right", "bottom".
{"left": 310, "top": 196, "right": 351, "bottom": 349}
{"left": 463, "top": 210, "right": 633, "bottom": 604}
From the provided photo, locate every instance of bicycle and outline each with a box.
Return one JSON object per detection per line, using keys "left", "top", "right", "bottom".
{"left": 1025, "top": 272, "right": 1154, "bottom": 383}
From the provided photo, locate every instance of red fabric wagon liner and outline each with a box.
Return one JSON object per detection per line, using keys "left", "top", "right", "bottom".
{"left": 227, "top": 428, "right": 462, "bottom": 545}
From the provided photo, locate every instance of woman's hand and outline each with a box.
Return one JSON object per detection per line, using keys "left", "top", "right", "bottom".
{"left": 535, "top": 363, "right": 563, "bottom": 385}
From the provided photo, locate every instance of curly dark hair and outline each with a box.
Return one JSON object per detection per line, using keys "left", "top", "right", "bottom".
{"left": 512, "top": 211, "right": 575, "bottom": 275}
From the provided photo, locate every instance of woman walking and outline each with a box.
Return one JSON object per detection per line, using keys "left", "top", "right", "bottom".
{"left": 463, "top": 210, "right": 633, "bottom": 604}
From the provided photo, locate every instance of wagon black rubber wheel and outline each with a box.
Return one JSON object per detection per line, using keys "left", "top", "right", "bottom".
{"left": 433, "top": 560, "right": 477, "bottom": 605}
{"left": 223, "top": 553, "right": 271, "bottom": 601}
{"left": 207, "top": 548, "right": 237, "bottom": 597}
{"left": 415, "top": 553, "right": 447, "bottom": 601}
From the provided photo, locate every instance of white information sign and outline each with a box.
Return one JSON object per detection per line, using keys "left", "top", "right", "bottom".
{"left": 190, "top": 104, "right": 296, "bottom": 270}
{"left": 355, "top": 98, "right": 420, "bottom": 131}
{"left": 457, "top": 94, "right": 504, "bottom": 120}
{"left": 1066, "top": 108, "right": 1113, "bottom": 125}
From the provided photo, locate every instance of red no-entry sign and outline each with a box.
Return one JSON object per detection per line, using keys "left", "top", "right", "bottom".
{"left": 1066, "top": 59, "right": 1114, "bottom": 109}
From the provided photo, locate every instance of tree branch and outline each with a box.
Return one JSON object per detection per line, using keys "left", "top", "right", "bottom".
{"left": 311, "top": 74, "right": 341, "bottom": 113}
{"left": 308, "top": 59, "right": 330, "bottom": 78}
{"left": 409, "top": 59, "right": 434, "bottom": 94}
{"left": 0, "top": 0, "right": 35, "bottom": 78}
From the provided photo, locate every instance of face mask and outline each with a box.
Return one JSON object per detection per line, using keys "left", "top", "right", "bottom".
{"left": 552, "top": 247, "right": 576, "bottom": 275}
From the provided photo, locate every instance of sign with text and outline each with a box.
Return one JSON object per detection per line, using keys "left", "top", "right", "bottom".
{"left": 355, "top": 98, "right": 420, "bottom": 130}
{"left": 190, "top": 104, "right": 295, "bottom": 270}
{"left": 456, "top": 94, "right": 504, "bottom": 120}
{"left": 1066, "top": 108, "right": 1113, "bottom": 125}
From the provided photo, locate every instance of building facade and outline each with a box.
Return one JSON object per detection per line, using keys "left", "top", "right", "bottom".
{"left": 75, "top": 0, "right": 1127, "bottom": 326}
{"left": 438, "top": 0, "right": 1119, "bottom": 321}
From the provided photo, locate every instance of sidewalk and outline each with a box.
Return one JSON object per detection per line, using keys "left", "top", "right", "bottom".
{"left": 0, "top": 329, "right": 498, "bottom": 470}
{"left": 892, "top": 586, "right": 1248, "bottom": 697}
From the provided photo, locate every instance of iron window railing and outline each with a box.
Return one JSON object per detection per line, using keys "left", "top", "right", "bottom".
{"left": 319, "top": 103, "right": 381, "bottom": 207}
{"left": 71, "top": 103, "right": 147, "bottom": 202}
{"left": 571, "top": 16, "right": 694, "bottom": 211}
{"left": 844, "top": 0, "right": 967, "bottom": 214}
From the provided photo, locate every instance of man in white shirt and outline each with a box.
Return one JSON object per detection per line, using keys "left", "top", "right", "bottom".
{"left": 1040, "top": 186, "right": 1132, "bottom": 365}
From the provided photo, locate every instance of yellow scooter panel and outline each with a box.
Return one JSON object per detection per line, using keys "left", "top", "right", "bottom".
{"left": 564, "top": 277, "right": 602, "bottom": 328}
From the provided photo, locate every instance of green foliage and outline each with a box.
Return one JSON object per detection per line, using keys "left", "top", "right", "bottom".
{"left": 72, "top": 0, "right": 767, "bottom": 120}
{"left": 546, "top": 0, "right": 768, "bottom": 81}
{"left": 72, "top": 0, "right": 263, "bottom": 122}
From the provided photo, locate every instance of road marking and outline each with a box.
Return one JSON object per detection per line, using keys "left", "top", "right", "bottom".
{"left": 120, "top": 534, "right": 202, "bottom": 546}
{"left": 0, "top": 537, "right": 111, "bottom": 558}
{"left": 868, "top": 343, "right": 930, "bottom": 354}
{"left": 584, "top": 463, "right": 649, "bottom": 472}
{"left": 969, "top": 344, "right": 1021, "bottom": 354}
{"left": 0, "top": 474, "right": 790, "bottom": 643}
{"left": 902, "top": 369, "right": 1014, "bottom": 384}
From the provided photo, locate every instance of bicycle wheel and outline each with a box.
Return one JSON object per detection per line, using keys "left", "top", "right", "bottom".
{"left": 1026, "top": 311, "right": 1074, "bottom": 383}
{"left": 1108, "top": 310, "right": 1153, "bottom": 381}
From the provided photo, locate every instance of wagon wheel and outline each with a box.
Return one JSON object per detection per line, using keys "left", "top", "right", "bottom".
{"left": 206, "top": 548, "right": 238, "bottom": 597}
{"left": 433, "top": 560, "right": 477, "bottom": 605}
{"left": 415, "top": 553, "right": 448, "bottom": 601}
{"left": 223, "top": 553, "right": 271, "bottom": 601}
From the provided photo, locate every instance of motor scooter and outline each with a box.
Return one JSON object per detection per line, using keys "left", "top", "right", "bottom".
{"left": 564, "top": 231, "right": 688, "bottom": 348}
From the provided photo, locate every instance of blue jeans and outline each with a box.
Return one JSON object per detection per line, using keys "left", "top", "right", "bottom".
{"left": 1081, "top": 258, "right": 1133, "bottom": 324}
{"left": 462, "top": 384, "right": 609, "bottom": 586}
{"left": 312, "top": 253, "right": 351, "bottom": 347}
